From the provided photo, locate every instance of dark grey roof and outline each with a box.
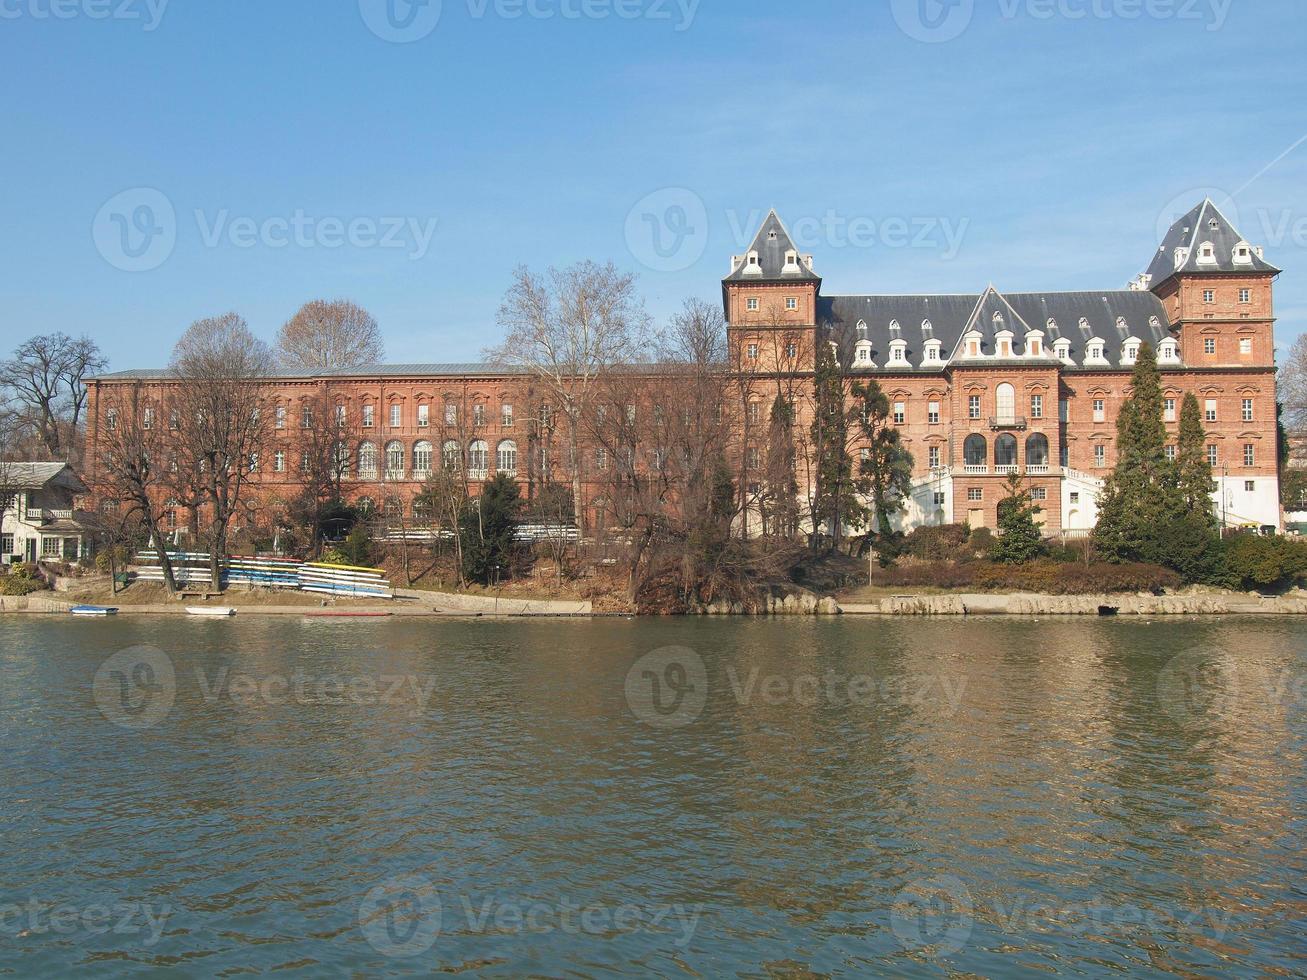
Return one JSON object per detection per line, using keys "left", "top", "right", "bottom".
{"left": 820, "top": 287, "right": 1173, "bottom": 367}
{"left": 327, "top": 362, "right": 527, "bottom": 378}
{"left": 1144, "top": 198, "right": 1279, "bottom": 286}
{"left": 0, "top": 462, "right": 82, "bottom": 491}
{"left": 723, "top": 210, "right": 820, "bottom": 283}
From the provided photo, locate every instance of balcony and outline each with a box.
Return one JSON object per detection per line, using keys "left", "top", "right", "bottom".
{"left": 989, "top": 416, "right": 1028, "bottom": 431}
{"left": 385, "top": 469, "right": 407, "bottom": 482}
{"left": 1026, "top": 464, "right": 1050, "bottom": 475}
{"left": 963, "top": 464, "right": 988, "bottom": 475}
{"left": 42, "top": 509, "right": 74, "bottom": 522}
{"left": 995, "top": 464, "right": 1019, "bottom": 475}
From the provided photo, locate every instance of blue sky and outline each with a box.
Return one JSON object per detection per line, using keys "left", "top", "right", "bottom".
{"left": 3, "top": 0, "right": 1306, "bottom": 370}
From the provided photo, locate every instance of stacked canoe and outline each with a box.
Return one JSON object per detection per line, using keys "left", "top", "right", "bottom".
{"left": 130, "top": 552, "right": 394, "bottom": 600}
{"left": 298, "top": 562, "right": 394, "bottom": 599}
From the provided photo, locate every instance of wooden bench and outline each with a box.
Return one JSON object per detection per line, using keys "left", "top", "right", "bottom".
{"left": 178, "top": 591, "right": 224, "bottom": 600}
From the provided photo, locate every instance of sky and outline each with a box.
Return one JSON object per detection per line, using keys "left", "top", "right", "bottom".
{"left": 2, "top": 0, "right": 1306, "bottom": 372}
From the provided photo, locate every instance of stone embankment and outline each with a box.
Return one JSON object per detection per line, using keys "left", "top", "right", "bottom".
{"left": 693, "top": 594, "right": 841, "bottom": 616}
{"left": 840, "top": 590, "right": 1307, "bottom": 616}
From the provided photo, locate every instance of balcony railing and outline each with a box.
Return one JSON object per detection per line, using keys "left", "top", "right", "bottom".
{"left": 995, "top": 464, "right": 1019, "bottom": 475}
{"left": 963, "top": 464, "right": 988, "bottom": 475}
{"left": 989, "top": 416, "right": 1028, "bottom": 430}
{"left": 385, "top": 469, "right": 407, "bottom": 481}
{"left": 1026, "top": 464, "right": 1050, "bottom": 475}
{"left": 42, "top": 509, "right": 74, "bottom": 523}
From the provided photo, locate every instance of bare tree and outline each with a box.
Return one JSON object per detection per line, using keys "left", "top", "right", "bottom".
{"left": 277, "top": 300, "right": 384, "bottom": 372}
{"left": 488, "top": 261, "right": 648, "bottom": 535}
{"left": 1, "top": 333, "right": 102, "bottom": 457}
{"left": 93, "top": 382, "right": 180, "bottom": 594}
{"left": 171, "top": 313, "right": 275, "bottom": 588}
{"left": 1280, "top": 333, "right": 1307, "bottom": 466}
{"left": 289, "top": 387, "right": 358, "bottom": 554}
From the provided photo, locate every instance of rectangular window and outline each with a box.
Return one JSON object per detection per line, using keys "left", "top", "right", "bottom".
{"left": 968, "top": 488, "right": 983, "bottom": 502}
{"left": 969, "top": 395, "right": 981, "bottom": 420}
{"left": 1030, "top": 395, "right": 1043, "bottom": 419}
{"left": 626, "top": 405, "right": 636, "bottom": 424}
{"left": 746, "top": 297, "right": 759, "bottom": 312}
{"left": 1094, "top": 445, "right": 1106, "bottom": 467}
{"left": 171, "top": 410, "right": 182, "bottom": 431}
{"left": 275, "top": 406, "right": 286, "bottom": 429}
{"left": 417, "top": 404, "right": 430, "bottom": 427}
{"left": 1204, "top": 338, "right": 1216, "bottom": 355}
{"left": 1203, "top": 289, "right": 1215, "bottom": 304}
{"left": 747, "top": 447, "right": 761, "bottom": 469}
{"left": 1164, "top": 445, "right": 1177, "bottom": 462}
{"left": 445, "top": 402, "right": 457, "bottom": 426}
{"left": 335, "top": 405, "right": 346, "bottom": 428}
{"left": 893, "top": 402, "right": 905, "bottom": 425}
{"left": 928, "top": 446, "right": 941, "bottom": 469}
{"left": 933, "top": 491, "right": 946, "bottom": 506}
{"left": 746, "top": 343, "right": 758, "bottom": 361}
{"left": 389, "top": 404, "right": 401, "bottom": 428}
{"left": 785, "top": 297, "right": 798, "bottom": 311}
{"left": 274, "top": 450, "right": 285, "bottom": 473}
{"left": 595, "top": 448, "right": 608, "bottom": 471}
{"left": 1244, "top": 444, "right": 1255, "bottom": 467}
{"left": 1093, "top": 399, "right": 1105, "bottom": 423}
{"left": 473, "top": 404, "right": 485, "bottom": 426}
{"left": 42, "top": 537, "right": 61, "bottom": 558}
{"left": 1070, "top": 492, "right": 1080, "bottom": 504}
{"left": 786, "top": 342, "right": 798, "bottom": 359}
{"left": 105, "top": 409, "right": 117, "bottom": 431}
{"left": 1245, "top": 480, "right": 1256, "bottom": 492}
{"left": 1205, "top": 399, "right": 1217, "bottom": 422}
{"left": 1240, "top": 338, "right": 1252, "bottom": 355}
{"left": 747, "top": 403, "right": 760, "bottom": 424}
{"left": 362, "top": 404, "right": 374, "bottom": 428}
{"left": 1, "top": 534, "right": 12, "bottom": 556}
{"left": 142, "top": 407, "right": 154, "bottom": 429}
{"left": 928, "top": 401, "right": 940, "bottom": 424}
{"left": 1240, "top": 288, "right": 1251, "bottom": 303}
{"left": 502, "top": 404, "right": 513, "bottom": 428}
{"left": 1208, "top": 445, "right": 1218, "bottom": 467}
{"left": 1059, "top": 399, "right": 1069, "bottom": 424}
{"left": 1242, "top": 398, "right": 1254, "bottom": 422}
{"left": 1164, "top": 398, "right": 1176, "bottom": 422}
{"left": 1030, "top": 487, "right": 1047, "bottom": 501}
{"left": 301, "top": 407, "right": 313, "bottom": 429}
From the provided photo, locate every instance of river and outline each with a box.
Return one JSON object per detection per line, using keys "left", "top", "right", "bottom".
{"left": 0, "top": 616, "right": 1303, "bottom": 976}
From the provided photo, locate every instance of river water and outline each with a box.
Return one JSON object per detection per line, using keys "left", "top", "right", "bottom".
{"left": 0, "top": 616, "right": 1303, "bottom": 976}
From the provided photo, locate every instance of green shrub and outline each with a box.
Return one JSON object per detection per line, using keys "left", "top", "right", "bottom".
{"left": 903, "top": 524, "right": 970, "bottom": 561}
{"left": 968, "top": 527, "right": 996, "bottom": 557}
{"left": 0, "top": 566, "right": 48, "bottom": 596}
{"left": 1220, "top": 533, "right": 1307, "bottom": 591}
{"left": 870, "top": 559, "right": 1180, "bottom": 595}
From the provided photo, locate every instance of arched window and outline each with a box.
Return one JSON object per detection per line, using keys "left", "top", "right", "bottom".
{"left": 413, "top": 440, "right": 433, "bottom": 475}
{"left": 412, "top": 496, "right": 433, "bottom": 520}
{"left": 964, "top": 434, "right": 987, "bottom": 467}
{"left": 1026, "top": 433, "right": 1049, "bottom": 468}
{"left": 385, "top": 441, "right": 404, "bottom": 476}
{"left": 468, "top": 440, "right": 489, "bottom": 477}
{"left": 356, "top": 496, "right": 376, "bottom": 516}
{"left": 358, "top": 441, "right": 378, "bottom": 476}
{"left": 442, "top": 440, "right": 461, "bottom": 471}
{"left": 333, "top": 441, "right": 350, "bottom": 477}
{"left": 383, "top": 496, "right": 403, "bottom": 520}
{"left": 995, "top": 433, "right": 1018, "bottom": 468}
{"left": 996, "top": 383, "right": 1016, "bottom": 421}
{"left": 497, "top": 440, "right": 518, "bottom": 475}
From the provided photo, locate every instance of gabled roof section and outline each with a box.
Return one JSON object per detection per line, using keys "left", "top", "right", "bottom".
{"left": 951, "top": 286, "right": 1046, "bottom": 358}
{"left": 1144, "top": 198, "right": 1279, "bottom": 286}
{"left": 0, "top": 462, "right": 83, "bottom": 492}
{"left": 723, "top": 210, "right": 820, "bottom": 283}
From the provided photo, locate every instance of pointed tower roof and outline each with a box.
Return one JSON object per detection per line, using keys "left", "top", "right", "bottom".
{"left": 1144, "top": 198, "right": 1279, "bottom": 286}
{"left": 723, "top": 210, "right": 821, "bottom": 283}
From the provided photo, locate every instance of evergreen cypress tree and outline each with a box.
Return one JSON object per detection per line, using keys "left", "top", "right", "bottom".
{"left": 1176, "top": 392, "right": 1216, "bottom": 519}
{"left": 460, "top": 473, "right": 522, "bottom": 584}
{"left": 809, "top": 341, "right": 861, "bottom": 548}
{"left": 1093, "top": 343, "right": 1186, "bottom": 564}
{"left": 993, "top": 472, "right": 1045, "bottom": 564}
{"left": 851, "top": 379, "right": 914, "bottom": 538}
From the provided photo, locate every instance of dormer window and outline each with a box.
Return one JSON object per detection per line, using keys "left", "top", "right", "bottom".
{"left": 783, "top": 250, "right": 800, "bottom": 272}
{"left": 995, "top": 330, "right": 1014, "bottom": 358}
{"left": 1085, "top": 339, "right": 1107, "bottom": 364}
{"left": 922, "top": 339, "right": 942, "bottom": 364}
{"left": 856, "top": 319, "right": 868, "bottom": 340}
{"left": 1198, "top": 242, "right": 1216, "bottom": 264}
{"left": 1209, "top": 218, "right": 1220, "bottom": 231}
{"left": 1116, "top": 316, "right": 1128, "bottom": 332}
{"left": 853, "top": 340, "right": 873, "bottom": 366}
{"left": 1024, "top": 330, "right": 1044, "bottom": 357}
{"left": 1046, "top": 317, "right": 1057, "bottom": 332}
{"left": 889, "top": 319, "right": 901, "bottom": 336}
{"left": 921, "top": 318, "right": 933, "bottom": 337}
{"left": 1174, "top": 247, "right": 1190, "bottom": 269}
{"left": 1149, "top": 316, "right": 1161, "bottom": 330}
{"left": 768, "top": 229, "right": 778, "bottom": 241}
{"left": 1233, "top": 243, "right": 1252, "bottom": 264}
{"left": 1158, "top": 339, "right": 1181, "bottom": 364}
{"left": 964, "top": 329, "right": 983, "bottom": 358}
{"left": 744, "top": 251, "right": 761, "bottom": 274}
{"left": 1122, "top": 339, "right": 1140, "bottom": 365}
{"left": 889, "top": 339, "right": 908, "bottom": 364}
{"left": 1054, "top": 338, "right": 1073, "bottom": 364}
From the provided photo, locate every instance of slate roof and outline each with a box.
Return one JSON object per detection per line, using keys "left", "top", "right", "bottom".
{"left": 820, "top": 287, "right": 1173, "bottom": 368}
{"left": 1144, "top": 198, "right": 1279, "bottom": 286}
{"left": 723, "top": 210, "right": 821, "bottom": 283}
{"left": 0, "top": 462, "right": 83, "bottom": 491}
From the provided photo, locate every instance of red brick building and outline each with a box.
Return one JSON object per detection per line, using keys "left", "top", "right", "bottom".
{"left": 85, "top": 198, "right": 1283, "bottom": 536}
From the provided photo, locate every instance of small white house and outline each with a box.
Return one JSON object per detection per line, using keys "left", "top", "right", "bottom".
{"left": 1, "top": 463, "right": 91, "bottom": 564}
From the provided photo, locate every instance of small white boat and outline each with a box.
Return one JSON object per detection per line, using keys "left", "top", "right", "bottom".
{"left": 186, "top": 606, "right": 236, "bottom": 618}
{"left": 70, "top": 605, "right": 118, "bottom": 617}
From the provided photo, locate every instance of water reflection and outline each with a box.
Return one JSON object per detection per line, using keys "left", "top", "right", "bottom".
{"left": 0, "top": 616, "right": 1302, "bottom": 976}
